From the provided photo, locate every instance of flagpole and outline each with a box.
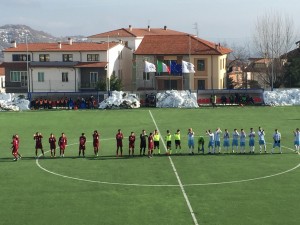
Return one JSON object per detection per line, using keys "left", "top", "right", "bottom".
{"left": 107, "top": 35, "right": 110, "bottom": 93}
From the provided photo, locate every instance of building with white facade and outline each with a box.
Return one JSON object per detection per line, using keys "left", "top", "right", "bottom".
{"left": 3, "top": 40, "right": 132, "bottom": 93}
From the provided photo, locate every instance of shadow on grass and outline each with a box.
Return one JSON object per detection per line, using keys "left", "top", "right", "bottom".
{"left": 0, "top": 152, "right": 289, "bottom": 162}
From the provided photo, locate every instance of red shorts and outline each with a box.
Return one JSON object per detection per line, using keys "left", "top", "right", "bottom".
{"left": 35, "top": 143, "right": 43, "bottom": 149}
{"left": 79, "top": 145, "right": 85, "bottom": 151}
{"left": 12, "top": 148, "right": 18, "bottom": 154}
{"left": 59, "top": 145, "right": 66, "bottom": 150}
{"left": 93, "top": 141, "right": 99, "bottom": 148}
{"left": 129, "top": 143, "right": 135, "bottom": 148}
{"left": 50, "top": 144, "right": 56, "bottom": 150}
{"left": 117, "top": 141, "right": 123, "bottom": 147}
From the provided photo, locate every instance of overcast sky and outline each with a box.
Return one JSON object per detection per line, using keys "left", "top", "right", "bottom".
{"left": 1, "top": 0, "right": 299, "bottom": 45}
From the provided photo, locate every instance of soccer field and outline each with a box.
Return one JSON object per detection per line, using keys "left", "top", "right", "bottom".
{"left": 0, "top": 107, "right": 299, "bottom": 225}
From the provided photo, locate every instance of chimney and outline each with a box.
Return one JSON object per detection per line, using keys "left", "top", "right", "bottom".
{"left": 164, "top": 25, "right": 167, "bottom": 30}
{"left": 148, "top": 25, "right": 151, "bottom": 32}
{"left": 129, "top": 25, "right": 132, "bottom": 31}
{"left": 11, "top": 40, "right": 17, "bottom": 48}
{"left": 68, "top": 37, "right": 73, "bottom": 45}
{"left": 58, "top": 41, "right": 62, "bottom": 49}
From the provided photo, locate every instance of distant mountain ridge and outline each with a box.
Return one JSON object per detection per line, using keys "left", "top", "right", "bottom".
{"left": 0, "top": 24, "right": 87, "bottom": 61}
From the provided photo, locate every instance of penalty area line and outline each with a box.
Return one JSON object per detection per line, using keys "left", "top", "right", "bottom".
{"left": 148, "top": 110, "right": 199, "bottom": 225}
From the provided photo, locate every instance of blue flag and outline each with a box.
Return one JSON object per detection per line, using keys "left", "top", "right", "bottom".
{"left": 170, "top": 61, "right": 182, "bottom": 75}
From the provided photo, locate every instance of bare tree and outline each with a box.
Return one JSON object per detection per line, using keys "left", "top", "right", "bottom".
{"left": 227, "top": 42, "right": 251, "bottom": 88}
{"left": 253, "top": 11, "right": 296, "bottom": 89}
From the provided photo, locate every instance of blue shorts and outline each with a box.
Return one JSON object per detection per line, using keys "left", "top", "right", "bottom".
{"left": 294, "top": 140, "right": 300, "bottom": 146}
{"left": 188, "top": 140, "right": 194, "bottom": 148}
{"left": 273, "top": 141, "right": 280, "bottom": 148}
{"left": 249, "top": 139, "right": 255, "bottom": 147}
{"left": 215, "top": 141, "right": 220, "bottom": 147}
{"left": 240, "top": 142, "right": 245, "bottom": 147}
{"left": 232, "top": 140, "right": 238, "bottom": 146}
{"left": 208, "top": 141, "right": 214, "bottom": 147}
{"left": 223, "top": 140, "right": 230, "bottom": 147}
{"left": 259, "top": 140, "right": 265, "bottom": 145}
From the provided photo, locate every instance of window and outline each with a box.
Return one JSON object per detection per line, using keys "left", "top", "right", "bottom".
{"left": 39, "top": 54, "right": 50, "bottom": 62}
{"left": 143, "top": 72, "right": 150, "bottom": 81}
{"left": 12, "top": 54, "right": 31, "bottom": 61}
{"left": 38, "top": 72, "right": 44, "bottom": 82}
{"left": 63, "top": 54, "right": 73, "bottom": 62}
{"left": 164, "top": 80, "right": 177, "bottom": 90}
{"left": 197, "top": 80, "right": 205, "bottom": 90}
{"left": 10, "top": 71, "right": 27, "bottom": 82}
{"left": 197, "top": 60, "right": 205, "bottom": 71}
{"left": 87, "top": 54, "right": 99, "bottom": 61}
{"left": 90, "top": 72, "right": 98, "bottom": 84}
{"left": 62, "top": 72, "right": 68, "bottom": 82}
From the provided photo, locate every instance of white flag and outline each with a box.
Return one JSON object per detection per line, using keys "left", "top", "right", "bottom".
{"left": 182, "top": 60, "right": 195, "bottom": 73}
{"left": 144, "top": 61, "right": 156, "bottom": 73}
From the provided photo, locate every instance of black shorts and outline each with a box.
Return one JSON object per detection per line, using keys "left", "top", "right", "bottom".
{"left": 175, "top": 140, "right": 181, "bottom": 146}
{"left": 140, "top": 142, "right": 146, "bottom": 148}
{"left": 167, "top": 141, "right": 171, "bottom": 148}
{"left": 154, "top": 141, "right": 159, "bottom": 148}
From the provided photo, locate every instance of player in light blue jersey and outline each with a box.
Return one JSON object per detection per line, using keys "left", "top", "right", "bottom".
{"left": 258, "top": 127, "right": 267, "bottom": 153}
{"left": 232, "top": 129, "right": 239, "bottom": 153}
{"left": 187, "top": 128, "right": 195, "bottom": 155}
{"left": 293, "top": 128, "right": 300, "bottom": 154}
{"left": 248, "top": 128, "right": 255, "bottom": 154}
{"left": 206, "top": 130, "right": 215, "bottom": 154}
{"left": 271, "top": 129, "right": 282, "bottom": 154}
{"left": 223, "top": 129, "right": 230, "bottom": 153}
{"left": 214, "top": 128, "right": 222, "bottom": 153}
{"left": 240, "top": 129, "right": 246, "bottom": 154}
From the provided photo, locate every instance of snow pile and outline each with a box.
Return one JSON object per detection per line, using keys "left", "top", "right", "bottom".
{"left": 0, "top": 93, "right": 30, "bottom": 111}
{"left": 264, "top": 89, "right": 300, "bottom": 106}
{"left": 156, "top": 90, "right": 199, "bottom": 108}
{"left": 99, "top": 91, "right": 140, "bottom": 109}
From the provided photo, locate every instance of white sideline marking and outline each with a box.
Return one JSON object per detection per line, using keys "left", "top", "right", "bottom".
{"left": 149, "top": 110, "right": 199, "bottom": 225}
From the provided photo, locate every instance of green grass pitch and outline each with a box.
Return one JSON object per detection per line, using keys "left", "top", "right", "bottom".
{"left": 0, "top": 107, "right": 299, "bottom": 225}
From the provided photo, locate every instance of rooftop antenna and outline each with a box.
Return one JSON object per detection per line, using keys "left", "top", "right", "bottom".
{"left": 193, "top": 22, "right": 199, "bottom": 37}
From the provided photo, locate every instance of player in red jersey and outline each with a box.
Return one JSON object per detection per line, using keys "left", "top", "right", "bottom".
{"left": 79, "top": 133, "right": 86, "bottom": 157}
{"left": 128, "top": 132, "right": 136, "bottom": 156}
{"left": 11, "top": 135, "right": 19, "bottom": 161}
{"left": 58, "top": 133, "right": 67, "bottom": 157}
{"left": 116, "top": 129, "right": 124, "bottom": 157}
{"left": 14, "top": 134, "right": 22, "bottom": 159}
{"left": 148, "top": 132, "right": 154, "bottom": 158}
{"left": 93, "top": 130, "right": 100, "bottom": 156}
{"left": 49, "top": 133, "right": 57, "bottom": 157}
{"left": 34, "top": 132, "right": 44, "bottom": 158}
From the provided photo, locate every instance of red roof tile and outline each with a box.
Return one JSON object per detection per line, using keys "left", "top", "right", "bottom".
{"left": 88, "top": 27, "right": 187, "bottom": 38}
{"left": 3, "top": 42, "right": 119, "bottom": 52}
{"left": 134, "top": 35, "right": 232, "bottom": 55}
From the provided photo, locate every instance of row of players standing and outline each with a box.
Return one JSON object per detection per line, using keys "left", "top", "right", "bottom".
{"left": 205, "top": 127, "right": 300, "bottom": 154}
{"left": 11, "top": 131, "right": 100, "bottom": 161}
{"left": 10, "top": 127, "right": 300, "bottom": 161}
